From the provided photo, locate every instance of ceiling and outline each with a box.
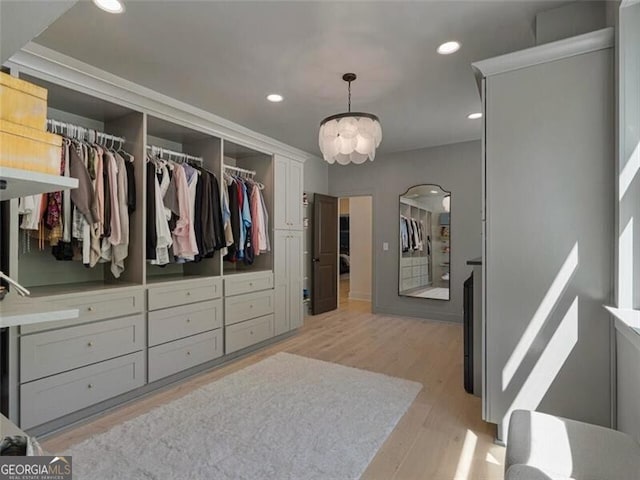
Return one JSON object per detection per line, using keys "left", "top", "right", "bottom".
{"left": 0, "top": 0, "right": 76, "bottom": 63}
{"left": 32, "top": 1, "right": 562, "bottom": 157}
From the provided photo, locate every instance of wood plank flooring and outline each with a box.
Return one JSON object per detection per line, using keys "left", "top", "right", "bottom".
{"left": 42, "top": 300, "right": 505, "bottom": 479}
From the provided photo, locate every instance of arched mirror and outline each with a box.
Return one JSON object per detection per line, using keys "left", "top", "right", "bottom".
{"left": 399, "top": 184, "right": 450, "bottom": 300}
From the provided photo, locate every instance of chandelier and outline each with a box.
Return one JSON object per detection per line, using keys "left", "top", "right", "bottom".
{"left": 318, "top": 73, "right": 382, "bottom": 165}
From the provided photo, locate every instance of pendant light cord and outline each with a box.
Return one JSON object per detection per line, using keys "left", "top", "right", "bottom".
{"left": 347, "top": 79, "right": 351, "bottom": 113}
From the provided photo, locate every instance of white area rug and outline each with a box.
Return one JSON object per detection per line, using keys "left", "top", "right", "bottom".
{"left": 65, "top": 352, "right": 422, "bottom": 480}
{"left": 414, "top": 287, "right": 450, "bottom": 300}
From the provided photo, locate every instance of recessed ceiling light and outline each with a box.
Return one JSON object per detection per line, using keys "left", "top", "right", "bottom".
{"left": 437, "top": 41, "right": 461, "bottom": 55}
{"left": 467, "top": 112, "right": 483, "bottom": 120}
{"left": 266, "top": 94, "right": 283, "bottom": 103}
{"left": 93, "top": 0, "right": 125, "bottom": 13}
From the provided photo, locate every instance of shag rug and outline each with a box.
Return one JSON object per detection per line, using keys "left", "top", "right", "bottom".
{"left": 65, "top": 352, "right": 422, "bottom": 480}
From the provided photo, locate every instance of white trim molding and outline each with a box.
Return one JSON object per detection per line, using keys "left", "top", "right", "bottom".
{"left": 6, "top": 43, "right": 319, "bottom": 163}
{"left": 606, "top": 306, "right": 640, "bottom": 351}
{"left": 472, "top": 27, "right": 614, "bottom": 82}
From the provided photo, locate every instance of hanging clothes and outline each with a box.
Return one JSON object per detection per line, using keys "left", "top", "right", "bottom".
{"left": 225, "top": 178, "right": 241, "bottom": 262}
{"left": 150, "top": 162, "right": 173, "bottom": 266}
{"left": 18, "top": 129, "right": 136, "bottom": 278}
{"left": 220, "top": 178, "right": 234, "bottom": 257}
{"left": 222, "top": 172, "right": 269, "bottom": 265}
{"left": 111, "top": 152, "right": 130, "bottom": 277}
{"left": 146, "top": 161, "right": 158, "bottom": 261}
{"left": 143, "top": 155, "right": 225, "bottom": 267}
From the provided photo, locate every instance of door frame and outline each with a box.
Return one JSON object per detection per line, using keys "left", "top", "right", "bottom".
{"left": 335, "top": 194, "right": 375, "bottom": 307}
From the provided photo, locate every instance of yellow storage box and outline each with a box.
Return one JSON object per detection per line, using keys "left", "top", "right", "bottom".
{"left": 0, "top": 120, "right": 62, "bottom": 174}
{"left": 0, "top": 72, "right": 48, "bottom": 130}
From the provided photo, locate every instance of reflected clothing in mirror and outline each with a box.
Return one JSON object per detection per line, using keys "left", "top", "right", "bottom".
{"left": 400, "top": 216, "right": 424, "bottom": 252}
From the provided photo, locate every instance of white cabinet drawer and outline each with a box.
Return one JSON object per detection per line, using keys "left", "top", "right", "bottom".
{"left": 225, "top": 314, "right": 274, "bottom": 354}
{"left": 148, "top": 329, "right": 223, "bottom": 383}
{"left": 20, "top": 351, "right": 145, "bottom": 429}
{"left": 224, "top": 290, "right": 274, "bottom": 326}
{"left": 400, "top": 258, "right": 412, "bottom": 267}
{"left": 20, "top": 289, "right": 144, "bottom": 334}
{"left": 148, "top": 300, "right": 222, "bottom": 347}
{"left": 224, "top": 272, "right": 273, "bottom": 297}
{"left": 401, "top": 266, "right": 412, "bottom": 280}
{"left": 20, "top": 314, "right": 145, "bottom": 383}
{"left": 147, "top": 277, "right": 221, "bottom": 311}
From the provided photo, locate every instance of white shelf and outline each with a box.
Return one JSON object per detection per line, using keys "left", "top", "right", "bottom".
{"left": 0, "top": 167, "right": 78, "bottom": 201}
{"left": 0, "top": 307, "right": 79, "bottom": 328}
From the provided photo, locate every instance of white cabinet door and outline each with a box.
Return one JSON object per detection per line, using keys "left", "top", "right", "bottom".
{"left": 287, "top": 160, "right": 304, "bottom": 230}
{"left": 288, "top": 231, "right": 304, "bottom": 330}
{"left": 273, "top": 230, "right": 303, "bottom": 333}
{"left": 274, "top": 230, "right": 288, "bottom": 287}
{"left": 274, "top": 155, "right": 304, "bottom": 230}
{"left": 274, "top": 285, "right": 289, "bottom": 336}
{"left": 274, "top": 155, "right": 289, "bottom": 230}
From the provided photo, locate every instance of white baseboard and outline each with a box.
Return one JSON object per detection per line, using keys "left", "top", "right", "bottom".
{"left": 348, "top": 292, "right": 372, "bottom": 301}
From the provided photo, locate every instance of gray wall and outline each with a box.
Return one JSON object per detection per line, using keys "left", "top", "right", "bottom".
{"left": 535, "top": 2, "right": 608, "bottom": 44}
{"left": 329, "top": 140, "right": 482, "bottom": 323}
{"left": 303, "top": 156, "right": 329, "bottom": 310}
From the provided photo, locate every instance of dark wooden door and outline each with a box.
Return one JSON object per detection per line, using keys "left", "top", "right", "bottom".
{"left": 312, "top": 194, "right": 338, "bottom": 314}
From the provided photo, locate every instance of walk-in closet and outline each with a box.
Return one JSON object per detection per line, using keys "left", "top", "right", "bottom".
{"left": 1, "top": 58, "right": 305, "bottom": 434}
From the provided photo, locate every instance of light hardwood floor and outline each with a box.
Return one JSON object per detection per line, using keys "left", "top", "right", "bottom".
{"left": 42, "top": 300, "right": 505, "bottom": 480}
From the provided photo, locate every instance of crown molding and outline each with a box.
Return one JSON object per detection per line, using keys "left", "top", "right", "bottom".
{"left": 472, "top": 27, "right": 614, "bottom": 83}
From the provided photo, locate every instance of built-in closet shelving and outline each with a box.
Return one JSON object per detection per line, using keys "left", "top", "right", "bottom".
{"left": 399, "top": 199, "right": 430, "bottom": 293}
{"left": 222, "top": 140, "right": 273, "bottom": 275}
{"left": 145, "top": 116, "right": 222, "bottom": 283}
{"left": 14, "top": 74, "right": 145, "bottom": 296}
{"left": 1, "top": 53, "right": 306, "bottom": 432}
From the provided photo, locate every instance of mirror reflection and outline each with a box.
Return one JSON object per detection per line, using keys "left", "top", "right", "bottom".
{"left": 399, "top": 184, "right": 450, "bottom": 300}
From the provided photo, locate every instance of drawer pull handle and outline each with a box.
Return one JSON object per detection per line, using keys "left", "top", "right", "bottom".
{"left": 249, "top": 304, "right": 253, "bottom": 308}
{"left": 250, "top": 330, "right": 254, "bottom": 335}
{"left": 249, "top": 282, "right": 253, "bottom": 287}
{"left": 186, "top": 291, "right": 191, "bottom": 296}
{"left": 187, "top": 351, "right": 191, "bottom": 356}
{"left": 87, "top": 307, "right": 94, "bottom": 312}
{"left": 87, "top": 341, "right": 94, "bottom": 347}
{"left": 88, "top": 383, "right": 93, "bottom": 389}
{"left": 186, "top": 318, "right": 191, "bottom": 323}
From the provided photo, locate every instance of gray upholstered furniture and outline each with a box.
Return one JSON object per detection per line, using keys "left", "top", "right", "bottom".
{"left": 505, "top": 410, "right": 640, "bottom": 480}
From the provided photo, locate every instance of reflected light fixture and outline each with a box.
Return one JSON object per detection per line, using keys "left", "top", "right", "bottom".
{"left": 467, "top": 112, "right": 483, "bottom": 120}
{"left": 319, "top": 73, "right": 382, "bottom": 165}
{"left": 93, "top": 0, "right": 125, "bottom": 13}
{"left": 442, "top": 195, "right": 451, "bottom": 212}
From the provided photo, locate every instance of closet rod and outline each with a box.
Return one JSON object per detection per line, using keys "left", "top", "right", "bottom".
{"left": 47, "top": 119, "right": 126, "bottom": 147}
{"left": 224, "top": 164, "right": 256, "bottom": 176}
{"left": 147, "top": 145, "right": 203, "bottom": 164}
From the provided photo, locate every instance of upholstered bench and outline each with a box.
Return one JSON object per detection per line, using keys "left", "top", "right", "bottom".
{"left": 505, "top": 410, "right": 640, "bottom": 480}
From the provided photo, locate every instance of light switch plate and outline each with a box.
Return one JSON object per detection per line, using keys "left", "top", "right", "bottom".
{"left": 383, "top": 242, "right": 389, "bottom": 251}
